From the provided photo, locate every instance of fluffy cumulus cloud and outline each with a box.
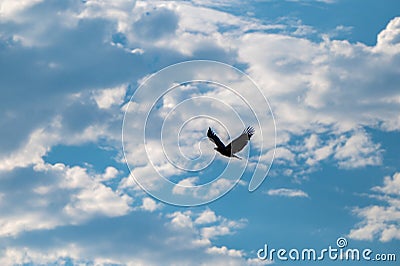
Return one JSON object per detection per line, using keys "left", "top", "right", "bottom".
{"left": 349, "top": 172, "right": 400, "bottom": 242}
{"left": 0, "top": 0, "right": 399, "bottom": 264}
{"left": 238, "top": 28, "right": 399, "bottom": 169}
{"left": 92, "top": 84, "right": 127, "bottom": 109}
{"left": 124, "top": 1, "right": 399, "bottom": 180}
{"left": 1, "top": 163, "right": 132, "bottom": 233}
{"left": 141, "top": 197, "right": 162, "bottom": 212}
{"left": 1, "top": 0, "right": 398, "bottom": 183}
{"left": 0, "top": 208, "right": 252, "bottom": 265}
{"left": 0, "top": 162, "right": 132, "bottom": 238}
{"left": 0, "top": 172, "right": 252, "bottom": 265}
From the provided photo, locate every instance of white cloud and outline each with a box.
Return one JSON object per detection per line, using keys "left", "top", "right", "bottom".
{"left": 0, "top": 245, "right": 83, "bottom": 266}
{"left": 206, "top": 245, "right": 243, "bottom": 257}
{"left": 247, "top": 257, "right": 275, "bottom": 265}
{"left": 100, "top": 166, "right": 119, "bottom": 181}
{"left": 79, "top": 0, "right": 136, "bottom": 28}
{"left": 266, "top": 188, "right": 309, "bottom": 198}
{"left": 141, "top": 197, "right": 162, "bottom": 212}
{"left": 0, "top": 207, "right": 254, "bottom": 266}
{"left": 265, "top": 147, "right": 295, "bottom": 163}
{"left": 314, "top": 144, "right": 334, "bottom": 161}
{"left": 172, "top": 177, "right": 199, "bottom": 195}
{"left": 0, "top": 0, "right": 44, "bottom": 20}
{"left": 202, "top": 225, "right": 231, "bottom": 239}
{"left": 63, "top": 184, "right": 131, "bottom": 220}
{"left": 0, "top": 128, "right": 54, "bottom": 171}
{"left": 349, "top": 172, "right": 400, "bottom": 242}
{"left": 0, "top": 163, "right": 132, "bottom": 237}
{"left": 85, "top": 1, "right": 399, "bottom": 195}
{"left": 118, "top": 175, "right": 141, "bottom": 191}
{"left": 195, "top": 209, "right": 218, "bottom": 225}
{"left": 234, "top": 17, "right": 399, "bottom": 172}
{"left": 0, "top": 87, "right": 124, "bottom": 173}
{"left": 304, "top": 134, "right": 319, "bottom": 150}
{"left": 201, "top": 218, "right": 246, "bottom": 240}
{"left": 92, "top": 84, "right": 127, "bottom": 109}
{"left": 206, "top": 178, "right": 238, "bottom": 199}
{"left": 190, "top": 0, "right": 240, "bottom": 8}
{"left": 334, "top": 130, "right": 382, "bottom": 168}
{"left": 372, "top": 172, "right": 400, "bottom": 195}
{"left": 111, "top": 5, "right": 400, "bottom": 227}
{"left": 167, "top": 211, "right": 194, "bottom": 229}
{"left": 166, "top": 209, "right": 246, "bottom": 241}
{"left": 376, "top": 17, "right": 400, "bottom": 53}
{"left": 0, "top": 0, "right": 399, "bottom": 264}
{"left": 163, "top": 209, "right": 248, "bottom": 264}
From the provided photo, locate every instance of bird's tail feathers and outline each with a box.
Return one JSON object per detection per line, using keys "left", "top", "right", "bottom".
{"left": 232, "top": 154, "right": 242, "bottom": 160}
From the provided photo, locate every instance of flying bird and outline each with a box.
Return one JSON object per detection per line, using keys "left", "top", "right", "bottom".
{"left": 207, "top": 126, "right": 255, "bottom": 159}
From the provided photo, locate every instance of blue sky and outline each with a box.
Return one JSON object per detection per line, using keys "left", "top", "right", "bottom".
{"left": 0, "top": 0, "right": 399, "bottom": 265}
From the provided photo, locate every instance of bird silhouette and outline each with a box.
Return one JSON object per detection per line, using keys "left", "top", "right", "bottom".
{"left": 207, "top": 126, "right": 255, "bottom": 159}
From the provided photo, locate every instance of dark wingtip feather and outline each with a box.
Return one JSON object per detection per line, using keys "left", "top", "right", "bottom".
{"left": 207, "top": 127, "right": 213, "bottom": 137}
{"left": 245, "top": 126, "right": 255, "bottom": 139}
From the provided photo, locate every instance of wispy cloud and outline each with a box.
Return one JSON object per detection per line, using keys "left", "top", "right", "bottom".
{"left": 266, "top": 188, "right": 309, "bottom": 198}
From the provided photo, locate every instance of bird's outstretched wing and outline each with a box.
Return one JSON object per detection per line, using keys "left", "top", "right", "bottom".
{"left": 226, "top": 126, "right": 255, "bottom": 154}
{"left": 207, "top": 127, "right": 226, "bottom": 149}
